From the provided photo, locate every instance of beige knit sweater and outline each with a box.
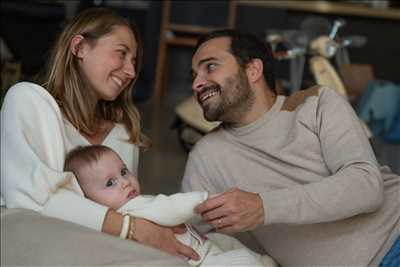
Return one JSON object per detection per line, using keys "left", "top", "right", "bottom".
{"left": 182, "top": 86, "right": 400, "bottom": 267}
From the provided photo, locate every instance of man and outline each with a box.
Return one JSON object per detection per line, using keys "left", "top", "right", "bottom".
{"left": 181, "top": 30, "right": 399, "bottom": 266}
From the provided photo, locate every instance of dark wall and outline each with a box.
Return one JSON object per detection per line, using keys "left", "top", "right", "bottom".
{"left": 0, "top": 1, "right": 66, "bottom": 78}
{"left": 1, "top": 1, "right": 399, "bottom": 98}
{"left": 170, "top": 0, "right": 230, "bottom": 28}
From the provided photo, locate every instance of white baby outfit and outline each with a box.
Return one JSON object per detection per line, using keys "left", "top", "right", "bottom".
{"left": 118, "top": 192, "right": 264, "bottom": 266}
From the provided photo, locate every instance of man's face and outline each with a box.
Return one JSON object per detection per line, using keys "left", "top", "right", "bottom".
{"left": 191, "top": 37, "right": 254, "bottom": 123}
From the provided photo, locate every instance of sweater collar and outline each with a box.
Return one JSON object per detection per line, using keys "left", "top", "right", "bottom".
{"left": 224, "top": 95, "right": 285, "bottom": 136}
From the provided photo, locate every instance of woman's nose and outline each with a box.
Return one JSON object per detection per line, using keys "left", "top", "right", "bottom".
{"left": 123, "top": 61, "right": 136, "bottom": 79}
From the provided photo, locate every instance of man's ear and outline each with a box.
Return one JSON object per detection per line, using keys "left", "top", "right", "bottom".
{"left": 246, "top": 58, "right": 264, "bottom": 83}
{"left": 70, "top": 35, "right": 86, "bottom": 58}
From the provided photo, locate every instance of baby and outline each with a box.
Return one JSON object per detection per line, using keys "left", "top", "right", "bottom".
{"left": 64, "top": 145, "right": 265, "bottom": 266}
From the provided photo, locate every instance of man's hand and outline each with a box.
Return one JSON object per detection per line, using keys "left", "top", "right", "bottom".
{"left": 195, "top": 187, "right": 264, "bottom": 233}
{"left": 134, "top": 218, "right": 199, "bottom": 261}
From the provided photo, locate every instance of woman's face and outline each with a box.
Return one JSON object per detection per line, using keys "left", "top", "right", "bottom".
{"left": 76, "top": 25, "right": 137, "bottom": 101}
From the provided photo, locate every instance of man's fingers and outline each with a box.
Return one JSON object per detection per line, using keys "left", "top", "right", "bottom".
{"left": 202, "top": 205, "right": 230, "bottom": 222}
{"left": 210, "top": 216, "right": 233, "bottom": 230}
{"left": 208, "top": 192, "right": 222, "bottom": 199}
{"left": 195, "top": 193, "right": 226, "bottom": 214}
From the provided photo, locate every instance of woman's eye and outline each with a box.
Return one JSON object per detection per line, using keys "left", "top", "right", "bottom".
{"left": 118, "top": 50, "right": 127, "bottom": 58}
{"left": 121, "top": 168, "right": 128, "bottom": 177}
{"left": 106, "top": 178, "right": 117, "bottom": 187}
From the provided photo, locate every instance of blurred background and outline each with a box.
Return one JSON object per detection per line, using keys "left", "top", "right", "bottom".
{"left": 1, "top": 0, "right": 399, "bottom": 194}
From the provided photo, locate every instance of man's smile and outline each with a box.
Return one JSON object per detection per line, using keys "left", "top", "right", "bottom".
{"left": 198, "top": 85, "right": 221, "bottom": 105}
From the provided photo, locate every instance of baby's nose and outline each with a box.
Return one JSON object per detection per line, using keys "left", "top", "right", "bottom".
{"left": 121, "top": 178, "right": 131, "bottom": 188}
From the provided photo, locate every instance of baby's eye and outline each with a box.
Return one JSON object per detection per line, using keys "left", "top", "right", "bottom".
{"left": 121, "top": 167, "right": 128, "bottom": 177}
{"left": 106, "top": 178, "right": 117, "bottom": 187}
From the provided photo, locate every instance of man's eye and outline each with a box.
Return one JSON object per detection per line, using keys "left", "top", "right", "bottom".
{"left": 121, "top": 168, "right": 128, "bottom": 177}
{"left": 206, "top": 63, "right": 217, "bottom": 72}
{"left": 106, "top": 178, "right": 117, "bottom": 187}
{"left": 191, "top": 72, "right": 197, "bottom": 83}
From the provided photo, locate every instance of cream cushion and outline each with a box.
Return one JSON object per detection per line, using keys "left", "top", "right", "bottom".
{"left": 1, "top": 208, "right": 188, "bottom": 266}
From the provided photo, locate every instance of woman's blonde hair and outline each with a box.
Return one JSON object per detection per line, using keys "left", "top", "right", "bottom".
{"left": 44, "top": 7, "right": 150, "bottom": 149}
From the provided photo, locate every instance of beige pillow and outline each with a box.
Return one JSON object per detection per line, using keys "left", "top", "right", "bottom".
{"left": 1, "top": 208, "right": 188, "bottom": 266}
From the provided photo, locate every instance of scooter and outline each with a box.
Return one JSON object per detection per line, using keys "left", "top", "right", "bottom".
{"left": 267, "top": 18, "right": 367, "bottom": 96}
{"left": 267, "top": 17, "right": 371, "bottom": 138}
{"left": 174, "top": 18, "right": 370, "bottom": 152}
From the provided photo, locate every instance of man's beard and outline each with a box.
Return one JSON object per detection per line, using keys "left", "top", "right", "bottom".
{"left": 201, "top": 69, "right": 254, "bottom": 123}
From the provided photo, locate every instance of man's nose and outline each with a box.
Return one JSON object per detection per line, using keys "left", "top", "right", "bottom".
{"left": 192, "top": 74, "right": 207, "bottom": 93}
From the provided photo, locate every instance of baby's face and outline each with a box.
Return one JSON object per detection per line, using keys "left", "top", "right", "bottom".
{"left": 79, "top": 150, "right": 140, "bottom": 210}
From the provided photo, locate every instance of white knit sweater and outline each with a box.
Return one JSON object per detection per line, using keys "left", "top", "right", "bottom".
{"left": 1, "top": 82, "right": 139, "bottom": 230}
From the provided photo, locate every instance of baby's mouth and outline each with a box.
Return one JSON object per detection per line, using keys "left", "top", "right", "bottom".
{"left": 127, "top": 190, "right": 138, "bottom": 199}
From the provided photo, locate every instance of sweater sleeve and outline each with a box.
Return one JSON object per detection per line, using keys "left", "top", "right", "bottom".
{"left": 0, "top": 82, "right": 107, "bottom": 230}
{"left": 182, "top": 148, "right": 223, "bottom": 195}
{"left": 119, "top": 192, "right": 208, "bottom": 226}
{"left": 182, "top": 151, "right": 220, "bottom": 232}
{"left": 261, "top": 87, "right": 383, "bottom": 225}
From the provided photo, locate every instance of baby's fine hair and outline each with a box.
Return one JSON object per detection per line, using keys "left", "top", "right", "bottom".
{"left": 64, "top": 145, "right": 115, "bottom": 175}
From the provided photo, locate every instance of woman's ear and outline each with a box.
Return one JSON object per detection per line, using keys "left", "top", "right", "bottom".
{"left": 246, "top": 58, "right": 264, "bottom": 83}
{"left": 70, "top": 35, "right": 85, "bottom": 58}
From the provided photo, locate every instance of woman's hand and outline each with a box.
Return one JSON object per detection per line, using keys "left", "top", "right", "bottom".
{"left": 102, "top": 209, "right": 198, "bottom": 260}
{"left": 134, "top": 218, "right": 200, "bottom": 261}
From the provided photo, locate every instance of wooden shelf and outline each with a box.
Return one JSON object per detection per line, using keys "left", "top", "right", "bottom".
{"left": 164, "top": 24, "right": 218, "bottom": 47}
{"left": 235, "top": 1, "right": 400, "bottom": 20}
{"left": 165, "top": 35, "right": 198, "bottom": 47}
{"left": 167, "top": 24, "right": 217, "bottom": 35}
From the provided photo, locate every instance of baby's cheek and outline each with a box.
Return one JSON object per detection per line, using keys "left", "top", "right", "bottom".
{"left": 132, "top": 178, "right": 140, "bottom": 188}
{"left": 135, "top": 181, "right": 141, "bottom": 193}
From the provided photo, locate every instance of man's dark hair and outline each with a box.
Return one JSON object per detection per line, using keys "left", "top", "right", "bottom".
{"left": 195, "top": 29, "right": 276, "bottom": 94}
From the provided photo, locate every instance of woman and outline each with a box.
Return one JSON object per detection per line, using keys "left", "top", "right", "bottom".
{"left": 0, "top": 7, "right": 198, "bottom": 261}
